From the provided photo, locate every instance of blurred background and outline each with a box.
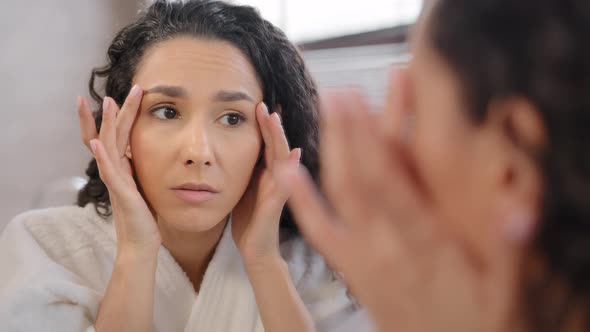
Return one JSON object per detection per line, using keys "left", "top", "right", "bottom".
{"left": 0, "top": 0, "right": 421, "bottom": 229}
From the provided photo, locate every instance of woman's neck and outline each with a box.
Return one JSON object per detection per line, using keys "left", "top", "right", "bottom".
{"left": 157, "top": 216, "right": 228, "bottom": 292}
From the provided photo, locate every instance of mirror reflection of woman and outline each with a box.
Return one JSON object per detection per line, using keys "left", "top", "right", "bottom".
{"left": 0, "top": 1, "right": 370, "bottom": 331}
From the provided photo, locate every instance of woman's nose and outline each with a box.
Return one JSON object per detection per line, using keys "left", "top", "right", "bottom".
{"left": 179, "top": 123, "right": 214, "bottom": 168}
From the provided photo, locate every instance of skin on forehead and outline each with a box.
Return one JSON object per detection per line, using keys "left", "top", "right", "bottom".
{"left": 134, "top": 36, "right": 263, "bottom": 104}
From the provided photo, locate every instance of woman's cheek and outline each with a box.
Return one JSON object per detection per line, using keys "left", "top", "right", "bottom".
{"left": 129, "top": 126, "right": 171, "bottom": 185}
{"left": 234, "top": 138, "right": 261, "bottom": 168}
{"left": 222, "top": 131, "right": 261, "bottom": 179}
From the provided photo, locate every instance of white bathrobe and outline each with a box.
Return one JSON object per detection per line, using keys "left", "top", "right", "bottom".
{"left": 0, "top": 204, "right": 372, "bottom": 332}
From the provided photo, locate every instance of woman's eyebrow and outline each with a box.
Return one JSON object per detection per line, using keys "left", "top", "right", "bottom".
{"left": 144, "top": 85, "right": 188, "bottom": 98}
{"left": 213, "top": 90, "right": 255, "bottom": 104}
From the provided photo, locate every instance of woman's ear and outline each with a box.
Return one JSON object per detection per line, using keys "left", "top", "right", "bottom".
{"left": 125, "top": 144, "right": 133, "bottom": 160}
{"left": 487, "top": 97, "right": 547, "bottom": 243}
{"left": 496, "top": 97, "right": 546, "bottom": 152}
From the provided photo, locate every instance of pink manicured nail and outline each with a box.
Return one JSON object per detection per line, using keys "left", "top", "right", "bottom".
{"left": 130, "top": 85, "right": 141, "bottom": 98}
{"left": 89, "top": 140, "right": 97, "bottom": 153}
{"left": 261, "top": 103, "right": 269, "bottom": 115}
{"left": 272, "top": 112, "right": 282, "bottom": 125}
{"left": 102, "top": 97, "right": 110, "bottom": 111}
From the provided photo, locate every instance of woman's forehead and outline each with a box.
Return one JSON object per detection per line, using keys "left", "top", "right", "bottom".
{"left": 133, "top": 37, "right": 262, "bottom": 100}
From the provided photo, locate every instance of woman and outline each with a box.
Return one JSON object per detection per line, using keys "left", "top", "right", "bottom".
{"left": 0, "top": 1, "right": 369, "bottom": 331}
{"left": 279, "top": 0, "right": 590, "bottom": 331}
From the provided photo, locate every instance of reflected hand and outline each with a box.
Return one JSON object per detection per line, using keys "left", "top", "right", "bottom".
{"left": 276, "top": 69, "right": 515, "bottom": 332}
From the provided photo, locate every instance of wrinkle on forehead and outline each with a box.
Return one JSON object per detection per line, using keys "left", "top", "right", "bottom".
{"left": 133, "top": 37, "right": 262, "bottom": 99}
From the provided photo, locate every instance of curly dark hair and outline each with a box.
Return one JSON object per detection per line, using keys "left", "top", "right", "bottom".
{"left": 428, "top": 0, "right": 590, "bottom": 330}
{"left": 77, "top": 0, "right": 320, "bottom": 235}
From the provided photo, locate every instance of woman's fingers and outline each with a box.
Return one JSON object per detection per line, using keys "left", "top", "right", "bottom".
{"left": 77, "top": 96, "right": 98, "bottom": 151}
{"left": 348, "top": 91, "right": 423, "bottom": 222}
{"left": 77, "top": 85, "right": 143, "bottom": 157}
{"left": 115, "top": 85, "right": 143, "bottom": 157}
{"left": 269, "top": 148, "right": 302, "bottom": 204}
{"left": 381, "top": 67, "right": 412, "bottom": 145}
{"left": 339, "top": 92, "right": 388, "bottom": 217}
{"left": 318, "top": 87, "right": 435, "bottom": 250}
{"left": 99, "top": 97, "right": 120, "bottom": 164}
{"left": 89, "top": 139, "right": 124, "bottom": 194}
{"left": 256, "top": 103, "right": 292, "bottom": 170}
{"left": 78, "top": 94, "right": 136, "bottom": 199}
{"left": 320, "top": 92, "right": 369, "bottom": 225}
{"left": 288, "top": 147, "right": 301, "bottom": 163}
{"left": 256, "top": 103, "right": 274, "bottom": 168}
{"left": 268, "top": 109, "right": 290, "bottom": 163}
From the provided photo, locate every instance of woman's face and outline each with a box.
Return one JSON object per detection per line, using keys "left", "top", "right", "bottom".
{"left": 128, "top": 37, "right": 263, "bottom": 232}
{"left": 405, "top": 7, "right": 542, "bottom": 255}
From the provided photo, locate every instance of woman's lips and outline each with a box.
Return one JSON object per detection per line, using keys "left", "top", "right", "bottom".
{"left": 172, "top": 189, "right": 218, "bottom": 203}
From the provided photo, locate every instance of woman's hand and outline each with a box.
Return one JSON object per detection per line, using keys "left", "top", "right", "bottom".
{"left": 78, "top": 86, "right": 162, "bottom": 332}
{"left": 232, "top": 103, "right": 314, "bottom": 332}
{"left": 77, "top": 86, "right": 161, "bottom": 256}
{"left": 231, "top": 103, "right": 301, "bottom": 268}
{"left": 276, "top": 69, "right": 517, "bottom": 332}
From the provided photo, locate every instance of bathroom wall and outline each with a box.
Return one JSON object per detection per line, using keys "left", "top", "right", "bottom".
{"left": 0, "top": 0, "right": 139, "bottom": 227}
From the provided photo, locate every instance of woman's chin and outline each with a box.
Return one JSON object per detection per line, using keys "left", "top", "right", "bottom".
{"left": 157, "top": 208, "right": 230, "bottom": 234}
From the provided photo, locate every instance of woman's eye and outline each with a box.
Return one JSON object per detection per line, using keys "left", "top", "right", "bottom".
{"left": 151, "top": 107, "right": 178, "bottom": 120}
{"left": 219, "top": 113, "right": 244, "bottom": 126}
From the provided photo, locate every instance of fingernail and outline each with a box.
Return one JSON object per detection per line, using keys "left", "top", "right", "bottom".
{"left": 130, "top": 85, "right": 141, "bottom": 98}
{"left": 102, "top": 97, "right": 110, "bottom": 112}
{"left": 76, "top": 96, "right": 82, "bottom": 110}
{"left": 89, "top": 140, "right": 97, "bottom": 153}
{"left": 272, "top": 112, "right": 282, "bottom": 125}
{"left": 261, "top": 103, "right": 269, "bottom": 115}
